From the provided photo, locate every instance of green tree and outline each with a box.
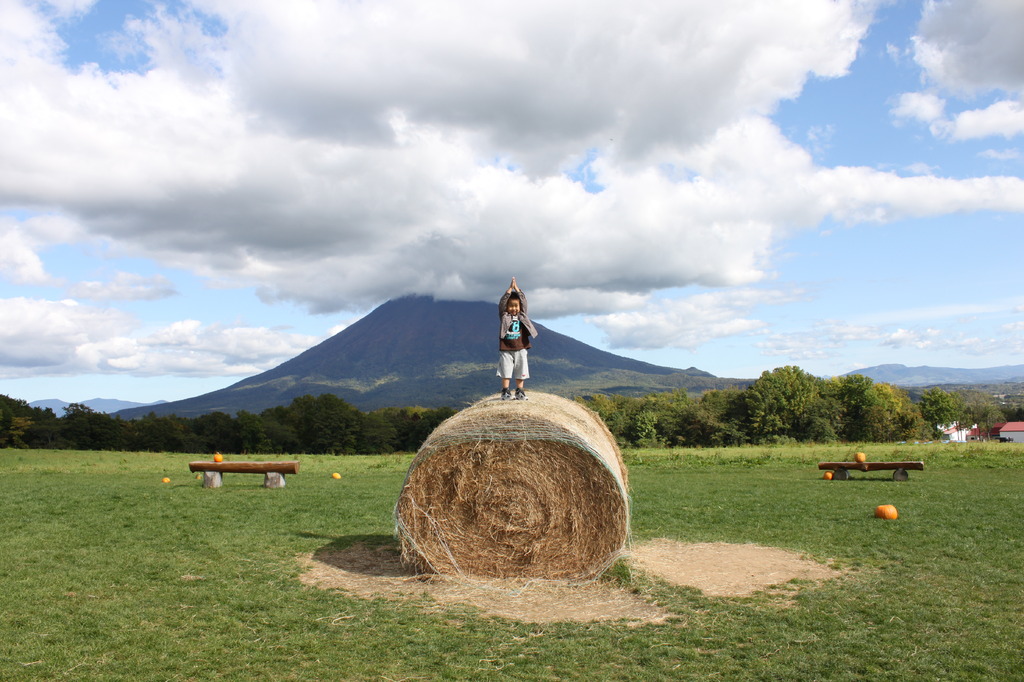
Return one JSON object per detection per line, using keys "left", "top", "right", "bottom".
{"left": 125, "top": 413, "right": 188, "bottom": 452}
{"left": 192, "top": 411, "right": 241, "bottom": 453}
{"left": 359, "top": 411, "right": 399, "bottom": 453}
{"left": 918, "top": 387, "right": 965, "bottom": 437}
{"left": 671, "top": 389, "right": 748, "bottom": 446}
{"left": 868, "top": 383, "right": 926, "bottom": 442}
{"left": 24, "top": 405, "right": 61, "bottom": 448}
{"left": 1003, "top": 404, "right": 1024, "bottom": 422}
{"left": 825, "top": 374, "right": 879, "bottom": 442}
{"left": 61, "top": 403, "right": 124, "bottom": 450}
{"left": 642, "top": 390, "right": 693, "bottom": 446}
{"left": 260, "top": 405, "right": 301, "bottom": 453}
{"left": 745, "top": 366, "right": 823, "bottom": 443}
{"left": 290, "top": 394, "right": 361, "bottom": 454}
{"left": 0, "top": 400, "right": 32, "bottom": 448}
{"left": 958, "top": 390, "right": 1005, "bottom": 440}
{"left": 580, "top": 394, "right": 635, "bottom": 445}
{"left": 627, "top": 409, "right": 659, "bottom": 447}
{"left": 236, "top": 410, "right": 271, "bottom": 453}
{"left": 674, "top": 402, "right": 722, "bottom": 447}
{"left": 380, "top": 406, "right": 456, "bottom": 452}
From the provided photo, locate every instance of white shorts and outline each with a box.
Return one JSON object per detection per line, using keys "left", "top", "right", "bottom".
{"left": 497, "top": 349, "right": 529, "bottom": 379}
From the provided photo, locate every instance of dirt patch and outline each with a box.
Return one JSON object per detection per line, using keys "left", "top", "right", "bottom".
{"left": 629, "top": 539, "right": 841, "bottom": 597}
{"left": 299, "top": 539, "right": 840, "bottom": 624}
{"left": 299, "top": 543, "right": 670, "bottom": 625}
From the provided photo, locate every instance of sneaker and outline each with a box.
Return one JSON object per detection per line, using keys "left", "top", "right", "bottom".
{"left": 501, "top": 388, "right": 513, "bottom": 400}
{"left": 515, "top": 388, "right": 528, "bottom": 401}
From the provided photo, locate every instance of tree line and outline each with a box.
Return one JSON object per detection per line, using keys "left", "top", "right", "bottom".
{"left": 0, "top": 392, "right": 454, "bottom": 454}
{"left": 583, "top": 366, "right": 1019, "bottom": 448}
{"left": 2, "top": 366, "right": 1020, "bottom": 453}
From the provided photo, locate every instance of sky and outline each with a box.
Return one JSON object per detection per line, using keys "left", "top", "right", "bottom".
{"left": 2, "top": 0, "right": 1023, "bottom": 405}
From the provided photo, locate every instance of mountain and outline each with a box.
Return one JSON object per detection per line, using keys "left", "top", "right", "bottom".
{"left": 29, "top": 398, "right": 166, "bottom": 414}
{"left": 116, "top": 296, "right": 745, "bottom": 418}
{"left": 843, "top": 364, "right": 1024, "bottom": 386}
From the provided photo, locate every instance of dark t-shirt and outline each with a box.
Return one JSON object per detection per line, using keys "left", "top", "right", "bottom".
{"left": 499, "top": 315, "right": 529, "bottom": 351}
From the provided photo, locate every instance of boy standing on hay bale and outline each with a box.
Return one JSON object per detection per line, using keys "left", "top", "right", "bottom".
{"left": 498, "top": 277, "right": 538, "bottom": 401}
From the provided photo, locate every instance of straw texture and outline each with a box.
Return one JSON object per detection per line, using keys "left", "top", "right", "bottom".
{"left": 395, "top": 392, "right": 629, "bottom": 580}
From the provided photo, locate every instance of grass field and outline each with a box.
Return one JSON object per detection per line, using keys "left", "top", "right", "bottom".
{"left": 2, "top": 443, "right": 1022, "bottom": 680}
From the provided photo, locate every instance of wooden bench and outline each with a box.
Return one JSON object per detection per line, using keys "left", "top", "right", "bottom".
{"left": 188, "top": 461, "right": 300, "bottom": 488}
{"left": 818, "top": 461, "right": 924, "bottom": 481}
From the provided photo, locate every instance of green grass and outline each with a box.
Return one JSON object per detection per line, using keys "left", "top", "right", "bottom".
{"left": 2, "top": 444, "right": 1022, "bottom": 680}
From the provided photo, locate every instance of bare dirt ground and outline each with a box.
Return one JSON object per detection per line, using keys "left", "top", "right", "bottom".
{"left": 629, "top": 538, "right": 841, "bottom": 598}
{"left": 299, "top": 539, "right": 842, "bottom": 624}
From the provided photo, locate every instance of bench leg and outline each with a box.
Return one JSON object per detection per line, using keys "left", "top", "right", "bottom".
{"left": 893, "top": 468, "right": 909, "bottom": 481}
{"left": 264, "top": 472, "right": 286, "bottom": 488}
{"left": 203, "top": 471, "right": 223, "bottom": 488}
{"left": 832, "top": 468, "right": 850, "bottom": 481}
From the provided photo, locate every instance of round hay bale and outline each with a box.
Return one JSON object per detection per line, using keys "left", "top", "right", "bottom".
{"left": 394, "top": 392, "right": 629, "bottom": 580}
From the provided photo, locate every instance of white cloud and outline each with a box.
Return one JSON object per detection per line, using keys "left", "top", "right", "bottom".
{"left": 979, "top": 148, "right": 1020, "bottom": 160}
{"left": 806, "top": 124, "right": 835, "bottom": 157}
{"left": 913, "top": 0, "right": 1024, "bottom": 92}
{"left": 38, "top": 0, "right": 98, "bottom": 18}
{"left": 891, "top": 91, "right": 946, "bottom": 124}
{"left": 533, "top": 289, "right": 653, "bottom": 319}
{"left": 212, "top": 0, "right": 867, "bottom": 168}
{"left": 0, "top": 214, "right": 80, "bottom": 286}
{"left": 67, "top": 272, "right": 178, "bottom": 301}
{"left": 0, "top": 227, "right": 57, "bottom": 286}
{"left": 950, "top": 100, "right": 1024, "bottom": 140}
{"left": 0, "top": 1, "right": 65, "bottom": 62}
{"left": 0, "top": 0, "right": 1023, "bottom": 372}
{"left": 587, "top": 287, "right": 806, "bottom": 350}
{"left": 882, "top": 327, "right": 943, "bottom": 350}
{"left": 0, "top": 298, "right": 135, "bottom": 370}
{"left": 889, "top": 92, "right": 1024, "bottom": 142}
{"left": 806, "top": 167, "right": 1024, "bottom": 224}
{"left": 125, "top": 320, "right": 320, "bottom": 375}
{"left": 757, "top": 314, "right": 1024, "bottom": 365}
{"left": 904, "top": 162, "right": 938, "bottom": 176}
{"left": 757, "top": 320, "right": 884, "bottom": 360}
{"left": 757, "top": 335, "right": 843, "bottom": 361}
{"left": 0, "top": 1, "right": 876, "bottom": 315}
{"left": 879, "top": 326, "right": 1024, "bottom": 357}
{"left": 891, "top": 92, "right": 1024, "bottom": 142}
{"left": 904, "top": 0, "right": 1024, "bottom": 141}
{"left": 0, "top": 297, "right": 320, "bottom": 378}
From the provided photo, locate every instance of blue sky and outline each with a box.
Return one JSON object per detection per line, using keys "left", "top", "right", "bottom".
{"left": 1, "top": 0, "right": 1022, "bottom": 405}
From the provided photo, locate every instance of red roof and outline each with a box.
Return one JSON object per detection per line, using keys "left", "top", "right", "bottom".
{"left": 999, "top": 422, "right": 1024, "bottom": 433}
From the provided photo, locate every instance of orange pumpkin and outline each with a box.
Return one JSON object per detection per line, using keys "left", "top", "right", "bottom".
{"left": 823, "top": 471, "right": 834, "bottom": 480}
{"left": 332, "top": 472, "right": 342, "bottom": 479}
{"left": 213, "top": 453, "right": 224, "bottom": 462}
{"left": 854, "top": 452, "right": 867, "bottom": 463}
{"left": 874, "top": 504, "right": 898, "bottom": 520}
{"left": 161, "top": 477, "right": 171, "bottom": 483}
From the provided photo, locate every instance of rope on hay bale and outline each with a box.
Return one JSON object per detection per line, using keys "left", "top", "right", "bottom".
{"left": 394, "top": 392, "right": 630, "bottom": 580}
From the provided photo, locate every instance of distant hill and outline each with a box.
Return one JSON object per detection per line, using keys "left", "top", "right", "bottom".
{"left": 843, "top": 364, "right": 1024, "bottom": 386}
{"left": 30, "top": 398, "right": 166, "bottom": 414}
{"left": 116, "top": 296, "right": 747, "bottom": 418}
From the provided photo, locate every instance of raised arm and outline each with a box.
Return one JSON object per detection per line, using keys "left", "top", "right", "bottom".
{"left": 513, "top": 279, "right": 527, "bottom": 313}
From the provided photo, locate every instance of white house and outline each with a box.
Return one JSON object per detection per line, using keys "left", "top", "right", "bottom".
{"left": 998, "top": 422, "right": 1024, "bottom": 443}
{"left": 942, "top": 424, "right": 974, "bottom": 442}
